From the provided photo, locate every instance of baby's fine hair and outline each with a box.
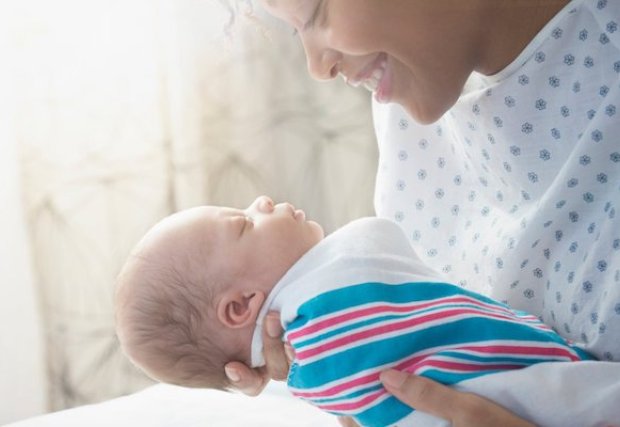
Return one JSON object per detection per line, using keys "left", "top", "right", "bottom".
{"left": 115, "top": 252, "right": 231, "bottom": 390}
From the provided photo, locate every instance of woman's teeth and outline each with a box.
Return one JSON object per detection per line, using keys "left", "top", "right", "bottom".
{"left": 345, "top": 60, "right": 387, "bottom": 94}
{"left": 363, "top": 66, "right": 386, "bottom": 92}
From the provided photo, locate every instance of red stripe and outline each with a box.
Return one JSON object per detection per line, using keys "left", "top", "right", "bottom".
{"left": 292, "top": 353, "right": 430, "bottom": 399}
{"left": 292, "top": 342, "right": 576, "bottom": 399}
{"left": 302, "top": 360, "right": 522, "bottom": 411}
{"left": 314, "top": 389, "right": 385, "bottom": 412}
{"left": 292, "top": 371, "right": 381, "bottom": 399}
{"left": 457, "top": 344, "right": 579, "bottom": 360}
{"left": 296, "top": 308, "right": 517, "bottom": 361}
{"left": 413, "top": 359, "right": 524, "bottom": 372}
{"left": 288, "top": 296, "right": 512, "bottom": 341}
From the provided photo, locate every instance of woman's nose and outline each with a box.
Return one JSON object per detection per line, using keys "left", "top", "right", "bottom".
{"left": 302, "top": 38, "right": 341, "bottom": 81}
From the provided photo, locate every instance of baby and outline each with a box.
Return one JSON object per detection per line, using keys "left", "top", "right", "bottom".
{"left": 115, "top": 195, "right": 323, "bottom": 390}
{"left": 115, "top": 195, "right": 593, "bottom": 426}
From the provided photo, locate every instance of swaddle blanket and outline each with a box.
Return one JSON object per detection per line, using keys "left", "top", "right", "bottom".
{"left": 251, "top": 217, "right": 618, "bottom": 427}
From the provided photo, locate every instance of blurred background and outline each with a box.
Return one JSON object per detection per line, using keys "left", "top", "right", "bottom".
{"left": 0, "top": 0, "right": 377, "bottom": 424}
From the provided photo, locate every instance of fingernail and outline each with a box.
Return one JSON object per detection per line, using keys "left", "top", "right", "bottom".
{"left": 284, "top": 343, "right": 295, "bottom": 363}
{"left": 266, "top": 314, "right": 280, "bottom": 338}
{"left": 225, "top": 366, "right": 240, "bottom": 383}
{"left": 380, "top": 369, "right": 407, "bottom": 390}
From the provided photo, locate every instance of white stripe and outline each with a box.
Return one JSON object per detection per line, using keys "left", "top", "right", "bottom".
{"left": 289, "top": 345, "right": 449, "bottom": 398}
{"left": 288, "top": 294, "right": 513, "bottom": 343}
{"left": 289, "top": 339, "right": 577, "bottom": 397}
{"left": 296, "top": 310, "right": 535, "bottom": 365}
{"left": 310, "top": 387, "right": 393, "bottom": 416}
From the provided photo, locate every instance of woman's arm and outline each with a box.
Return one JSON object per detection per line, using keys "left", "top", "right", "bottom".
{"left": 224, "top": 312, "right": 290, "bottom": 396}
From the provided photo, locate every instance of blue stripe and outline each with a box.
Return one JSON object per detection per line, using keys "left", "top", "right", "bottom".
{"left": 289, "top": 316, "right": 579, "bottom": 389}
{"left": 291, "top": 301, "right": 511, "bottom": 350}
{"left": 355, "top": 396, "right": 412, "bottom": 427}
{"left": 437, "top": 350, "right": 558, "bottom": 365}
{"left": 306, "top": 383, "right": 383, "bottom": 405}
{"left": 285, "top": 281, "right": 591, "bottom": 426}
{"left": 420, "top": 368, "right": 518, "bottom": 385}
{"left": 287, "top": 282, "right": 509, "bottom": 332}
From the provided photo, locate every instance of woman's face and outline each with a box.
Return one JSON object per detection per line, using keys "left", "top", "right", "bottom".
{"left": 261, "top": 0, "right": 485, "bottom": 124}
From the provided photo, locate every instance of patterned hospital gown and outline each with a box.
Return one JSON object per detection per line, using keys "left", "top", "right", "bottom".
{"left": 373, "top": 0, "right": 620, "bottom": 361}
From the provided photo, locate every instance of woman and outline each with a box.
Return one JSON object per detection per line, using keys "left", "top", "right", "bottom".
{"left": 225, "top": 0, "right": 620, "bottom": 425}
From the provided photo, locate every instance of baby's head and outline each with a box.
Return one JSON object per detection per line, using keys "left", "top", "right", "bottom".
{"left": 115, "top": 196, "right": 323, "bottom": 390}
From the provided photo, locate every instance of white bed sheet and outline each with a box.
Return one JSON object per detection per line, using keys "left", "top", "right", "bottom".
{"left": 6, "top": 381, "right": 339, "bottom": 427}
{"left": 9, "top": 361, "right": 620, "bottom": 426}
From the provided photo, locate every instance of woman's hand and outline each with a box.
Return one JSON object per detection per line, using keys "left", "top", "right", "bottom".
{"left": 224, "top": 312, "right": 291, "bottom": 396}
{"left": 380, "top": 369, "right": 536, "bottom": 427}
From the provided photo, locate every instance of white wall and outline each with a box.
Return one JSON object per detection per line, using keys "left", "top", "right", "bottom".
{"left": 0, "top": 76, "right": 47, "bottom": 423}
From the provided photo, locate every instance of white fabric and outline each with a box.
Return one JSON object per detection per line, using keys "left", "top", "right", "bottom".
{"left": 8, "top": 364, "right": 620, "bottom": 427}
{"left": 249, "top": 217, "right": 620, "bottom": 426}
{"left": 5, "top": 381, "right": 340, "bottom": 427}
{"left": 250, "top": 217, "right": 443, "bottom": 368}
{"left": 374, "top": 0, "right": 620, "bottom": 361}
{"left": 399, "top": 361, "right": 620, "bottom": 427}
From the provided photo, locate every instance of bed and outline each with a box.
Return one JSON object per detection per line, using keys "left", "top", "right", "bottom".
{"left": 9, "top": 361, "right": 620, "bottom": 427}
{"left": 6, "top": 381, "right": 340, "bottom": 427}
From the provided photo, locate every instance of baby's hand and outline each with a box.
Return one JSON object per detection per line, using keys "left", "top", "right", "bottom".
{"left": 224, "top": 312, "right": 290, "bottom": 396}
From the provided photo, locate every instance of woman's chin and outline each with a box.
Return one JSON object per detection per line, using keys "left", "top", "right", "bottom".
{"left": 402, "top": 100, "right": 444, "bottom": 125}
{"left": 398, "top": 92, "right": 457, "bottom": 125}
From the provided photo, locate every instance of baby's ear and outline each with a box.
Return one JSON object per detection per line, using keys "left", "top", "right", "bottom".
{"left": 216, "top": 290, "right": 266, "bottom": 329}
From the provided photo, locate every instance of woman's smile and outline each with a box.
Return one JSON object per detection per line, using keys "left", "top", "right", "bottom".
{"left": 341, "top": 52, "right": 393, "bottom": 103}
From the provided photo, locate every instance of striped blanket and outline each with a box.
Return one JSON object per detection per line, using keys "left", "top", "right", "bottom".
{"left": 250, "top": 217, "right": 594, "bottom": 427}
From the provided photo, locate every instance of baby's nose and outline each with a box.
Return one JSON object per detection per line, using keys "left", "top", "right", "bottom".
{"left": 275, "top": 202, "right": 295, "bottom": 214}
{"left": 252, "top": 195, "right": 274, "bottom": 213}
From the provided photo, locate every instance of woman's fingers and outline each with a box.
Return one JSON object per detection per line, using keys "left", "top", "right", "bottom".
{"left": 284, "top": 343, "right": 295, "bottom": 364}
{"left": 224, "top": 312, "right": 288, "bottom": 395}
{"left": 380, "top": 370, "right": 536, "bottom": 427}
{"left": 262, "top": 311, "right": 290, "bottom": 381}
{"left": 336, "top": 416, "right": 360, "bottom": 427}
{"left": 380, "top": 369, "right": 459, "bottom": 420}
{"left": 224, "top": 361, "right": 269, "bottom": 397}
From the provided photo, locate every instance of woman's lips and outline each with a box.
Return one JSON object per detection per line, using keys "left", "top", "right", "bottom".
{"left": 373, "top": 60, "right": 392, "bottom": 104}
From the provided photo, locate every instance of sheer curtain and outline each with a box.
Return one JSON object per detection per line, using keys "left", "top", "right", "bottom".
{"left": 3, "top": 0, "right": 376, "bottom": 420}
{"left": 0, "top": 77, "right": 47, "bottom": 425}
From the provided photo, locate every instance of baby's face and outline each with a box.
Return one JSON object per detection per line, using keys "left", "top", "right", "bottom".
{"left": 227, "top": 195, "right": 325, "bottom": 279}
{"left": 146, "top": 196, "right": 325, "bottom": 292}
